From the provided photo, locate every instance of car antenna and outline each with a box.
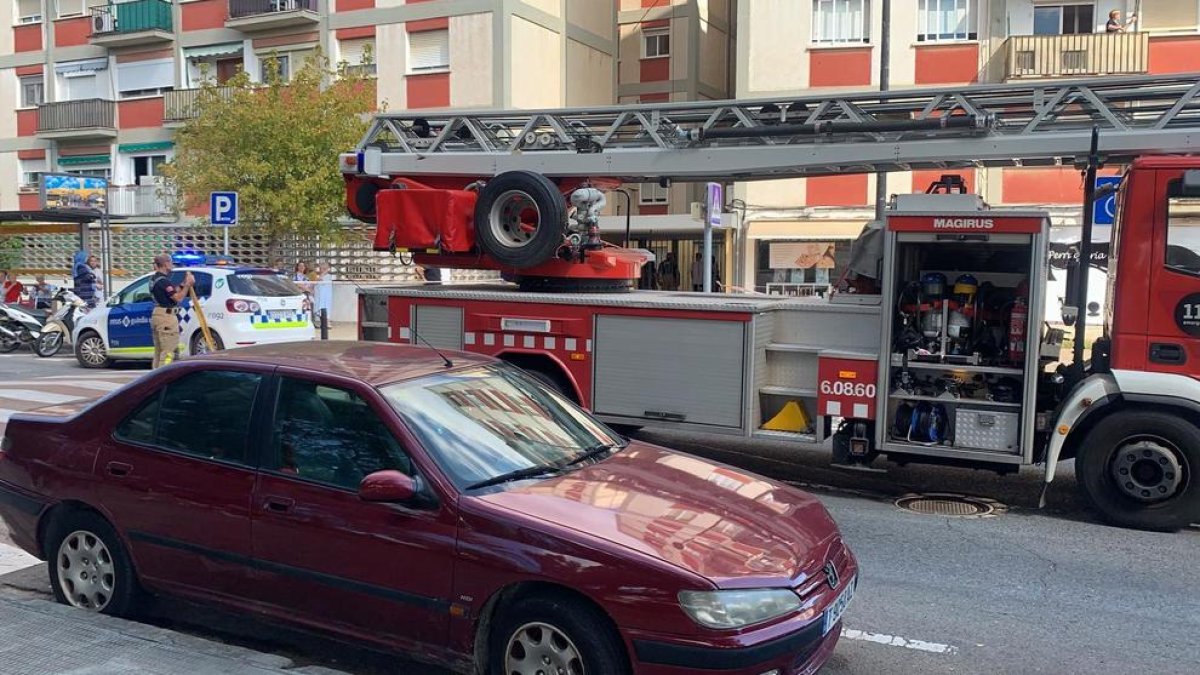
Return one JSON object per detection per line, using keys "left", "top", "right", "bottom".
{"left": 409, "top": 325, "right": 454, "bottom": 368}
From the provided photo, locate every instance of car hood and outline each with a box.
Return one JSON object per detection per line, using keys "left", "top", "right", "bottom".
{"left": 477, "top": 441, "right": 841, "bottom": 587}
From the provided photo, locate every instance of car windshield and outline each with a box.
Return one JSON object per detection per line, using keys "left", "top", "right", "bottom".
{"left": 229, "top": 273, "right": 304, "bottom": 297}
{"left": 380, "top": 365, "right": 622, "bottom": 490}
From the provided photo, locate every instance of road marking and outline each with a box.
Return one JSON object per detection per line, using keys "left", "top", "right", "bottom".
{"left": 841, "top": 628, "right": 959, "bottom": 655}
{"left": 0, "top": 390, "right": 85, "bottom": 405}
{"left": 0, "top": 542, "right": 38, "bottom": 576}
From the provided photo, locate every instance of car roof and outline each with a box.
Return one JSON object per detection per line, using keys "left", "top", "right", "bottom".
{"left": 188, "top": 340, "right": 497, "bottom": 386}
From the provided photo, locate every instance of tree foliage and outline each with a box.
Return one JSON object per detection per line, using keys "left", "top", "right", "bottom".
{"left": 164, "top": 48, "right": 378, "bottom": 241}
{"left": 0, "top": 234, "right": 21, "bottom": 271}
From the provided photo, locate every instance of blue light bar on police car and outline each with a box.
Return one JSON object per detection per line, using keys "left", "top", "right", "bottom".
{"left": 171, "top": 252, "right": 235, "bottom": 267}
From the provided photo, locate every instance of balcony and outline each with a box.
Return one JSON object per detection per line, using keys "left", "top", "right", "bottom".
{"left": 108, "top": 184, "right": 177, "bottom": 218}
{"left": 1004, "top": 32, "right": 1149, "bottom": 80}
{"left": 163, "top": 87, "right": 235, "bottom": 125}
{"left": 226, "top": 0, "right": 318, "bottom": 32}
{"left": 89, "top": 1, "right": 175, "bottom": 48}
{"left": 36, "top": 99, "right": 117, "bottom": 140}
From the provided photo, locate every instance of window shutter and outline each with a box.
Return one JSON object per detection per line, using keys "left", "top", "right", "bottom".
{"left": 17, "top": 0, "right": 41, "bottom": 20}
{"left": 117, "top": 59, "right": 175, "bottom": 94}
{"left": 340, "top": 38, "right": 373, "bottom": 66}
{"left": 408, "top": 30, "right": 449, "bottom": 72}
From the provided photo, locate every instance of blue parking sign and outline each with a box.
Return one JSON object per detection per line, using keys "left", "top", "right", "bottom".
{"left": 210, "top": 192, "right": 238, "bottom": 226}
{"left": 1092, "top": 176, "right": 1121, "bottom": 226}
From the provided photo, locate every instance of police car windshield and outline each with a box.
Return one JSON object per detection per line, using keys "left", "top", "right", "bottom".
{"left": 229, "top": 273, "right": 304, "bottom": 297}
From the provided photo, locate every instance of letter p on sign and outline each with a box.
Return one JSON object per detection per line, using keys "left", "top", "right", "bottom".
{"left": 210, "top": 191, "right": 238, "bottom": 226}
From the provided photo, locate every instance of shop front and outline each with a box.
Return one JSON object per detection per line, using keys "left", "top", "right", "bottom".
{"left": 744, "top": 220, "right": 867, "bottom": 296}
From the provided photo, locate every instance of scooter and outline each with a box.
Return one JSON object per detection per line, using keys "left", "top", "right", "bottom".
{"left": 0, "top": 289, "right": 86, "bottom": 358}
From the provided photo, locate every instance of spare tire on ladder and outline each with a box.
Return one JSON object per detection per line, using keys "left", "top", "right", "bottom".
{"left": 473, "top": 171, "right": 567, "bottom": 268}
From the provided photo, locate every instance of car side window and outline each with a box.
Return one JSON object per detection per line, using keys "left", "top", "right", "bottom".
{"left": 170, "top": 271, "right": 213, "bottom": 298}
{"left": 121, "top": 277, "right": 153, "bottom": 305}
{"left": 270, "top": 377, "right": 413, "bottom": 490}
{"left": 114, "top": 370, "right": 261, "bottom": 466}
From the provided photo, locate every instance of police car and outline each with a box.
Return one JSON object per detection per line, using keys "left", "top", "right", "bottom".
{"left": 73, "top": 253, "right": 314, "bottom": 368}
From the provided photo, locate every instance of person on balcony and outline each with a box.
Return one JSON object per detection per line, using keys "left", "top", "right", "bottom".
{"left": 1105, "top": 10, "right": 1137, "bottom": 33}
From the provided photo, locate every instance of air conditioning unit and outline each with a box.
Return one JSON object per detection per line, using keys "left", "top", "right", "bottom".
{"left": 92, "top": 12, "right": 115, "bottom": 34}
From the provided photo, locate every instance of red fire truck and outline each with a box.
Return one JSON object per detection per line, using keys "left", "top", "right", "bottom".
{"left": 343, "top": 76, "right": 1200, "bottom": 531}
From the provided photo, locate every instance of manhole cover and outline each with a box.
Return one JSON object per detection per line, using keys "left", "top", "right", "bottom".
{"left": 895, "top": 494, "right": 1003, "bottom": 518}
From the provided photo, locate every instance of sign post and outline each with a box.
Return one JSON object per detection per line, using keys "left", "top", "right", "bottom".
{"left": 703, "top": 182, "right": 723, "bottom": 293}
{"left": 209, "top": 192, "right": 238, "bottom": 255}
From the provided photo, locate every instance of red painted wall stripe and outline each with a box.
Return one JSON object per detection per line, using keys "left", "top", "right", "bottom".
{"left": 18, "top": 149, "right": 46, "bottom": 160}
{"left": 809, "top": 47, "right": 872, "bottom": 88}
{"left": 911, "top": 169, "right": 976, "bottom": 195}
{"left": 53, "top": 16, "right": 92, "bottom": 48}
{"left": 17, "top": 110, "right": 37, "bottom": 137}
{"left": 806, "top": 174, "right": 868, "bottom": 207}
{"left": 914, "top": 43, "right": 979, "bottom": 85}
{"left": 116, "top": 48, "right": 174, "bottom": 63}
{"left": 408, "top": 18, "right": 449, "bottom": 32}
{"left": 639, "top": 57, "right": 669, "bottom": 81}
{"left": 638, "top": 204, "right": 668, "bottom": 215}
{"left": 336, "top": 25, "right": 375, "bottom": 40}
{"left": 18, "top": 194, "right": 41, "bottom": 211}
{"left": 14, "top": 24, "right": 43, "bottom": 52}
{"left": 335, "top": 0, "right": 374, "bottom": 10}
{"left": 642, "top": 19, "right": 669, "bottom": 29}
{"left": 639, "top": 92, "right": 669, "bottom": 103}
{"left": 254, "top": 32, "right": 320, "bottom": 49}
{"left": 15, "top": 64, "right": 43, "bottom": 77}
{"left": 1148, "top": 35, "right": 1200, "bottom": 74}
{"left": 181, "top": 0, "right": 226, "bottom": 31}
{"left": 1001, "top": 167, "right": 1120, "bottom": 205}
{"left": 406, "top": 72, "right": 450, "bottom": 108}
{"left": 118, "top": 98, "right": 166, "bottom": 130}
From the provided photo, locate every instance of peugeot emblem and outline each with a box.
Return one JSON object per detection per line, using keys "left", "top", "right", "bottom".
{"left": 823, "top": 561, "right": 840, "bottom": 589}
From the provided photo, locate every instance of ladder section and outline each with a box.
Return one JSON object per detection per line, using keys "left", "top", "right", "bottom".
{"left": 345, "top": 74, "right": 1200, "bottom": 182}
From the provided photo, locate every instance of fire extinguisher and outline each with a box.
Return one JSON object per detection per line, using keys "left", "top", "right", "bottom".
{"left": 1009, "top": 296, "right": 1028, "bottom": 365}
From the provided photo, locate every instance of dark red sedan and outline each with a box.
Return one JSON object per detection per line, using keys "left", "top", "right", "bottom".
{"left": 0, "top": 342, "right": 857, "bottom": 675}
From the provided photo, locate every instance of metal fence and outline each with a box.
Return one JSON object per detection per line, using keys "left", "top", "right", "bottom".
{"left": 229, "top": 0, "right": 316, "bottom": 19}
{"left": 107, "top": 186, "right": 176, "bottom": 218}
{"left": 163, "top": 87, "right": 235, "bottom": 123}
{"left": 37, "top": 99, "right": 116, "bottom": 133}
{"left": 1005, "top": 32, "right": 1149, "bottom": 79}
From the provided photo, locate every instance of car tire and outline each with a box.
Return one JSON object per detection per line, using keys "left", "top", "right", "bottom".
{"left": 474, "top": 171, "right": 568, "bottom": 269}
{"left": 74, "top": 331, "right": 111, "bottom": 368}
{"left": 45, "top": 511, "right": 141, "bottom": 617}
{"left": 489, "top": 593, "right": 629, "bottom": 675}
{"left": 190, "top": 329, "right": 224, "bottom": 356}
{"left": 1076, "top": 410, "right": 1200, "bottom": 532}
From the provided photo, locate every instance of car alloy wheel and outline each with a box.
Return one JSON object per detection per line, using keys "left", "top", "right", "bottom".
{"left": 55, "top": 530, "right": 117, "bottom": 611}
{"left": 504, "top": 621, "right": 586, "bottom": 675}
{"left": 77, "top": 335, "right": 108, "bottom": 367}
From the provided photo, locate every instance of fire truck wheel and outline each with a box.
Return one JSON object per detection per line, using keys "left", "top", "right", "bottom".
{"left": 1076, "top": 410, "right": 1200, "bottom": 532}
{"left": 475, "top": 171, "right": 567, "bottom": 268}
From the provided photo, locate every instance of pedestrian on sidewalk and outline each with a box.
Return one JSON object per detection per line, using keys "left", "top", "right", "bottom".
{"left": 149, "top": 254, "right": 193, "bottom": 369}
{"left": 313, "top": 262, "right": 334, "bottom": 326}
{"left": 0, "top": 270, "right": 21, "bottom": 304}
{"left": 87, "top": 254, "right": 105, "bottom": 305}
{"left": 658, "top": 251, "right": 680, "bottom": 291}
{"left": 32, "top": 275, "right": 56, "bottom": 309}
{"left": 72, "top": 251, "right": 99, "bottom": 309}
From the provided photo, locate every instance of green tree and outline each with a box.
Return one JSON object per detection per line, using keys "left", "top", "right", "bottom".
{"left": 0, "top": 233, "right": 21, "bottom": 271}
{"left": 164, "top": 48, "right": 378, "bottom": 241}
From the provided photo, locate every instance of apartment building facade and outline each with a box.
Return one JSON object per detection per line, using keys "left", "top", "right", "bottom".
{"left": 0, "top": 0, "right": 617, "bottom": 221}
{"left": 734, "top": 0, "right": 1200, "bottom": 296}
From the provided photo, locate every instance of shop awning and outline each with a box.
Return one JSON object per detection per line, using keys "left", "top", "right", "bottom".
{"left": 118, "top": 141, "right": 174, "bottom": 153}
{"left": 184, "top": 43, "right": 243, "bottom": 59}
{"left": 57, "top": 154, "right": 111, "bottom": 166}
{"left": 746, "top": 220, "right": 867, "bottom": 239}
{"left": 55, "top": 58, "right": 109, "bottom": 75}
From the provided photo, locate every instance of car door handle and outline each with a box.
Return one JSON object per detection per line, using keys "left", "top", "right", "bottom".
{"left": 1150, "top": 343, "right": 1187, "bottom": 365}
{"left": 105, "top": 462, "right": 132, "bottom": 477}
{"left": 263, "top": 497, "right": 295, "bottom": 513}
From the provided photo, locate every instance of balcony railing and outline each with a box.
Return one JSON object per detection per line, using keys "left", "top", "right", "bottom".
{"left": 90, "top": 0, "right": 173, "bottom": 35}
{"left": 229, "top": 0, "right": 316, "bottom": 19}
{"left": 1004, "top": 32, "right": 1149, "bottom": 80}
{"left": 37, "top": 99, "right": 116, "bottom": 134}
{"left": 163, "top": 87, "right": 235, "bottom": 123}
{"left": 107, "top": 185, "right": 177, "bottom": 218}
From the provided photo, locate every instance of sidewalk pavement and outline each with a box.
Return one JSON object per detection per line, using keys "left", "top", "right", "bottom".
{"left": 0, "top": 587, "right": 349, "bottom": 675}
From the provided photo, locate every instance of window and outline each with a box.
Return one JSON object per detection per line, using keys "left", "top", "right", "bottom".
{"left": 1033, "top": 4, "right": 1095, "bottom": 35}
{"left": 19, "top": 76, "right": 43, "bottom": 108}
{"left": 16, "top": 0, "right": 41, "bottom": 23}
{"left": 57, "top": 0, "right": 83, "bottom": 18}
{"left": 643, "top": 30, "right": 670, "bottom": 58}
{"left": 812, "top": 0, "right": 870, "bottom": 44}
{"left": 117, "top": 59, "right": 174, "bottom": 99}
{"left": 115, "top": 370, "right": 261, "bottom": 466}
{"left": 1165, "top": 180, "right": 1200, "bottom": 277}
{"left": 18, "top": 159, "right": 45, "bottom": 191}
{"left": 917, "top": 0, "right": 977, "bottom": 41}
{"left": 170, "top": 270, "right": 213, "bottom": 298}
{"left": 408, "top": 29, "right": 449, "bottom": 73}
{"left": 639, "top": 182, "right": 669, "bottom": 205}
{"left": 270, "top": 378, "right": 413, "bottom": 490}
{"left": 229, "top": 273, "right": 305, "bottom": 297}
{"left": 260, "top": 53, "right": 291, "bottom": 82}
{"left": 132, "top": 154, "right": 168, "bottom": 184}
{"left": 118, "top": 276, "right": 153, "bottom": 304}
{"left": 65, "top": 167, "right": 112, "bottom": 180}
{"left": 339, "top": 38, "right": 376, "bottom": 76}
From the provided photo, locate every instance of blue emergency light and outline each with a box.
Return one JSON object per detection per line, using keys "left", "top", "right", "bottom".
{"left": 171, "top": 252, "right": 235, "bottom": 267}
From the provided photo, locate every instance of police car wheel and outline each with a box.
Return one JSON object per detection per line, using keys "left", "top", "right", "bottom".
{"left": 74, "top": 332, "right": 111, "bottom": 369}
{"left": 190, "top": 330, "right": 224, "bottom": 356}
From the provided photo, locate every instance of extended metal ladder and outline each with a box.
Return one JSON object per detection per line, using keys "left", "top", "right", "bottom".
{"left": 345, "top": 73, "right": 1200, "bottom": 182}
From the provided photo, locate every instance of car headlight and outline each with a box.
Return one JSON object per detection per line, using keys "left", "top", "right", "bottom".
{"left": 678, "top": 589, "right": 802, "bottom": 630}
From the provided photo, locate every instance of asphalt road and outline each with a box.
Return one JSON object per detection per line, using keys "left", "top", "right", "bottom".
{"left": 2, "top": 352, "right": 1198, "bottom": 674}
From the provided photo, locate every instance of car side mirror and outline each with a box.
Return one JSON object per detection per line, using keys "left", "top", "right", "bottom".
{"left": 359, "top": 470, "right": 416, "bottom": 503}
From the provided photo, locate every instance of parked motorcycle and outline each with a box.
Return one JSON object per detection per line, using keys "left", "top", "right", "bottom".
{"left": 0, "top": 289, "right": 86, "bottom": 358}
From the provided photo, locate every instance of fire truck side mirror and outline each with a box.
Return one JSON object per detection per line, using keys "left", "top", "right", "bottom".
{"left": 1182, "top": 170, "right": 1200, "bottom": 197}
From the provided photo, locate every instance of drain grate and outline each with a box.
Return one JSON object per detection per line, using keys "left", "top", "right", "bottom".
{"left": 894, "top": 493, "right": 1004, "bottom": 518}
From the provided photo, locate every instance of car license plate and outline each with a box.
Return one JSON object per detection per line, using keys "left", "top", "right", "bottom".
{"left": 822, "top": 575, "right": 856, "bottom": 636}
{"left": 268, "top": 310, "right": 292, "bottom": 319}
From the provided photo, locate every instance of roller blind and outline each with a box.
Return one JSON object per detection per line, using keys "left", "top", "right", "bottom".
{"left": 408, "top": 30, "right": 449, "bottom": 72}
{"left": 117, "top": 59, "right": 175, "bottom": 94}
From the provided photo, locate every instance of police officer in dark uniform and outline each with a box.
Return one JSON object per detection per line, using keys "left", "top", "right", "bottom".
{"left": 149, "top": 254, "right": 193, "bottom": 369}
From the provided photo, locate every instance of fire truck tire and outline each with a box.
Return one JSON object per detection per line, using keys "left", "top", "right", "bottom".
{"left": 474, "top": 171, "right": 567, "bottom": 268}
{"left": 1076, "top": 410, "right": 1200, "bottom": 532}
